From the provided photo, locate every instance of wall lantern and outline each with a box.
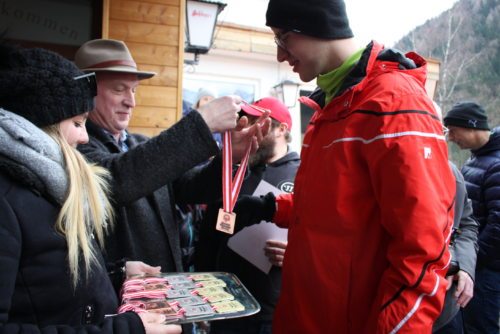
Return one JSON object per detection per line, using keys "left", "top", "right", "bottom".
{"left": 274, "top": 80, "right": 300, "bottom": 108}
{"left": 184, "top": 0, "right": 227, "bottom": 65}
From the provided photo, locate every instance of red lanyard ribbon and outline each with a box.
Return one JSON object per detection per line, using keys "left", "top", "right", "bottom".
{"left": 217, "top": 131, "right": 251, "bottom": 234}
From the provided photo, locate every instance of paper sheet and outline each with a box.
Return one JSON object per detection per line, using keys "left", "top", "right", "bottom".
{"left": 227, "top": 180, "right": 288, "bottom": 273}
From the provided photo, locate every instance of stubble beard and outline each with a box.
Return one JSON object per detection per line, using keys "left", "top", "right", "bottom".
{"left": 249, "top": 133, "right": 276, "bottom": 167}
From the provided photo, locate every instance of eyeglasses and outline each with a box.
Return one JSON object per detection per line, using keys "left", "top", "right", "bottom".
{"left": 442, "top": 126, "right": 449, "bottom": 137}
{"left": 73, "top": 72, "right": 97, "bottom": 97}
{"left": 274, "top": 30, "right": 291, "bottom": 50}
{"left": 273, "top": 29, "right": 300, "bottom": 51}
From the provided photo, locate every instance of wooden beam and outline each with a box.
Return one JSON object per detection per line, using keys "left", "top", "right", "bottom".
{"left": 110, "top": 0, "right": 179, "bottom": 25}
{"left": 109, "top": 20, "right": 179, "bottom": 46}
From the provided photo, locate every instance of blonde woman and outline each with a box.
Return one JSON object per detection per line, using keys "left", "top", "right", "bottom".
{"left": 0, "top": 44, "right": 180, "bottom": 334}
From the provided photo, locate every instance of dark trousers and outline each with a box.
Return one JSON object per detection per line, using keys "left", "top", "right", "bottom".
{"left": 462, "top": 267, "right": 500, "bottom": 334}
{"left": 433, "top": 310, "right": 464, "bottom": 334}
{"left": 210, "top": 321, "right": 272, "bottom": 334}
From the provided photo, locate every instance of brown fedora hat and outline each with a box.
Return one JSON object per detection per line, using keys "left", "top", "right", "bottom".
{"left": 75, "top": 39, "right": 156, "bottom": 80}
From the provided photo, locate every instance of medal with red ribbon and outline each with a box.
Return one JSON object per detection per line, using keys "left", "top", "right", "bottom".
{"left": 216, "top": 131, "right": 252, "bottom": 234}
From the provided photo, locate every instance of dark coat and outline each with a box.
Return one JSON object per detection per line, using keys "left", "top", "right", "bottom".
{"left": 448, "top": 162, "right": 479, "bottom": 279}
{"left": 433, "top": 162, "right": 479, "bottom": 331}
{"left": 461, "top": 127, "right": 500, "bottom": 271}
{"left": 0, "top": 163, "right": 142, "bottom": 334}
{"left": 78, "top": 111, "right": 222, "bottom": 274}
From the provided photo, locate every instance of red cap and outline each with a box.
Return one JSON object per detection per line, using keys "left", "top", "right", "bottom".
{"left": 241, "top": 97, "right": 292, "bottom": 130}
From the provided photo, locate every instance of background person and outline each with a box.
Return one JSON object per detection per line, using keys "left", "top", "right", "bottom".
{"left": 433, "top": 161, "right": 478, "bottom": 334}
{"left": 178, "top": 87, "right": 221, "bottom": 271}
{"left": 196, "top": 97, "right": 299, "bottom": 334}
{"left": 432, "top": 103, "right": 478, "bottom": 334}
{"left": 189, "top": 87, "right": 222, "bottom": 147}
{"left": 444, "top": 101, "right": 500, "bottom": 334}
{"left": 0, "top": 43, "right": 180, "bottom": 334}
{"left": 194, "top": 88, "right": 218, "bottom": 109}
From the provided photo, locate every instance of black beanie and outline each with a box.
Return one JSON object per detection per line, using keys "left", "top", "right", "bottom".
{"left": 266, "top": 0, "right": 353, "bottom": 39}
{"left": 443, "top": 101, "right": 490, "bottom": 131}
{"left": 0, "top": 43, "right": 95, "bottom": 127}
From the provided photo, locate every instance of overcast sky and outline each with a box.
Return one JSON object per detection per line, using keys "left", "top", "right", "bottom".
{"left": 217, "top": 0, "right": 459, "bottom": 47}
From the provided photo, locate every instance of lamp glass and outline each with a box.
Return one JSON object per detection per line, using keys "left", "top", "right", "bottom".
{"left": 283, "top": 84, "right": 298, "bottom": 107}
{"left": 186, "top": 0, "right": 220, "bottom": 51}
{"left": 277, "top": 81, "right": 300, "bottom": 108}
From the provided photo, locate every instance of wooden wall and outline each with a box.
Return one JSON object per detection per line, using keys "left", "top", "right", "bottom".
{"left": 103, "top": 0, "right": 185, "bottom": 136}
{"left": 212, "top": 22, "right": 275, "bottom": 56}
{"left": 425, "top": 58, "right": 440, "bottom": 100}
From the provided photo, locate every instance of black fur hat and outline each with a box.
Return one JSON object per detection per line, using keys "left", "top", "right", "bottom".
{"left": 0, "top": 43, "right": 96, "bottom": 127}
{"left": 266, "top": 0, "right": 353, "bottom": 39}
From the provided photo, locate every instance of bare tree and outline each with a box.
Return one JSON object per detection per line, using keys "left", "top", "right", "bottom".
{"left": 436, "top": 10, "right": 483, "bottom": 112}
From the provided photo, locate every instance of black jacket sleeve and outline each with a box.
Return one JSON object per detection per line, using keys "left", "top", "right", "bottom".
{"left": 449, "top": 163, "right": 479, "bottom": 279}
{"left": 78, "top": 111, "right": 219, "bottom": 205}
{"left": 1, "top": 312, "right": 144, "bottom": 334}
{"left": 173, "top": 155, "right": 223, "bottom": 206}
{"left": 478, "top": 161, "right": 500, "bottom": 268}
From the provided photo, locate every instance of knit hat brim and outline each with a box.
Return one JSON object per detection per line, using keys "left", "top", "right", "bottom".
{"left": 443, "top": 117, "right": 490, "bottom": 130}
{"left": 443, "top": 102, "right": 490, "bottom": 131}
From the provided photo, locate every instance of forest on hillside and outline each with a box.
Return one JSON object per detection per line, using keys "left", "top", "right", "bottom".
{"left": 394, "top": 0, "right": 499, "bottom": 166}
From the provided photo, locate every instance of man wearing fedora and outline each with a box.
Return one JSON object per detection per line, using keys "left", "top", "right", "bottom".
{"left": 444, "top": 101, "right": 500, "bottom": 334}
{"left": 74, "top": 39, "right": 269, "bottom": 288}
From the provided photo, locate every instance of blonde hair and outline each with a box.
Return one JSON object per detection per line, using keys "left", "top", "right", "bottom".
{"left": 44, "top": 125, "right": 114, "bottom": 287}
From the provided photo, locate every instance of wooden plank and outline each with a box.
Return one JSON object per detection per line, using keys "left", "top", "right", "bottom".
{"left": 129, "top": 105, "right": 177, "bottom": 127}
{"left": 139, "top": 0, "right": 179, "bottom": 6}
{"left": 250, "top": 34, "right": 275, "bottom": 46}
{"left": 213, "top": 24, "right": 275, "bottom": 55}
{"left": 213, "top": 39, "right": 250, "bottom": 53}
{"left": 102, "top": 0, "right": 110, "bottom": 38}
{"left": 251, "top": 43, "right": 276, "bottom": 55}
{"left": 135, "top": 85, "right": 177, "bottom": 108}
{"left": 176, "top": 0, "right": 186, "bottom": 122}
{"left": 110, "top": 0, "right": 179, "bottom": 25}
{"left": 126, "top": 42, "right": 179, "bottom": 66}
{"left": 138, "top": 64, "right": 178, "bottom": 87}
{"left": 216, "top": 28, "right": 252, "bottom": 43}
{"left": 109, "top": 20, "right": 179, "bottom": 46}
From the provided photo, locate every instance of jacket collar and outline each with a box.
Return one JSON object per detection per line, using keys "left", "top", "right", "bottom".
{"left": 85, "top": 120, "right": 128, "bottom": 153}
{"left": 305, "top": 41, "right": 425, "bottom": 110}
{"left": 472, "top": 127, "right": 500, "bottom": 157}
{"left": 269, "top": 150, "right": 300, "bottom": 167}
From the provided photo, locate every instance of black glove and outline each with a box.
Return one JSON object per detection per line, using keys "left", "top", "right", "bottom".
{"left": 199, "top": 193, "right": 276, "bottom": 239}
{"left": 446, "top": 261, "right": 460, "bottom": 276}
{"left": 233, "top": 192, "right": 276, "bottom": 229}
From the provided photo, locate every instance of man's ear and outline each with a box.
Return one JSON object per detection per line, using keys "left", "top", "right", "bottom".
{"left": 277, "top": 123, "right": 288, "bottom": 135}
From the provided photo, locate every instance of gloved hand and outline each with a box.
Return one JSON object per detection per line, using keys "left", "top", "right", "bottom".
{"left": 233, "top": 192, "right": 276, "bottom": 229}
{"left": 201, "top": 192, "right": 277, "bottom": 237}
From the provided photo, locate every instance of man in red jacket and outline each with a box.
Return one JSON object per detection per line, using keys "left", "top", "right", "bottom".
{"left": 241, "top": 0, "right": 456, "bottom": 333}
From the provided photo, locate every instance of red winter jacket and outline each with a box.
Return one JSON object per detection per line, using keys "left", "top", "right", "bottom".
{"left": 272, "top": 42, "right": 455, "bottom": 334}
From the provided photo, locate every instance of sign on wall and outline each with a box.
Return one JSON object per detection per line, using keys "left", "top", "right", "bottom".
{"left": 0, "top": 0, "right": 93, "bottom": 45}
